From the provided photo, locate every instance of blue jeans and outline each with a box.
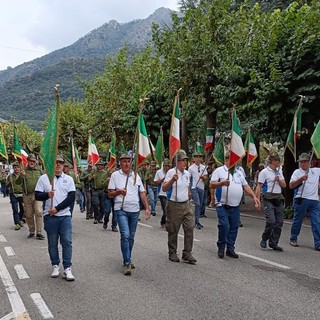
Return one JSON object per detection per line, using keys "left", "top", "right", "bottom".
{"left": 291, "top": 198, "right": 320, "bottom": 247}
{"left": 44, "top": 215, "right": 72, "bottom": 269}
{"left": 216, "top": 205, "right": 240, "bottom": 252}
{"left": 10, "top": 194, "right": 24, "bottom": 224}
{"left": 76, "top": 188, "right": 85, "bottom": 211}
{"left": 191, "top": 188, "right": 205, "bottom": 224}
{"left": 147, "top": 185, "right": 158, "bottom": 213}
{"left": 201, "top": 190, "right": 208, "bottom": 216}
{"left": 115, "top": 210, "right": 140, "bottom": 265}
{"left": 104, "top": 195, "right": 117, "bottom": 228}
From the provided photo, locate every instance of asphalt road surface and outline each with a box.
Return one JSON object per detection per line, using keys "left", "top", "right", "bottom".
{"left": 0, "top": 195, "right": 319, "bottom": 320}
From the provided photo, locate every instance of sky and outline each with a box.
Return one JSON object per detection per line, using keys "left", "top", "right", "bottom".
{"left": 0, "top": 0, "right": 179, "bottom": 71}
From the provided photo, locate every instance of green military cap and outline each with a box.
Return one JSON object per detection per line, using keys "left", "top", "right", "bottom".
{"left": 298, "top": 152, "right": 310, "bottom": 162}
{"left": 95, "top": 159, "right": 105, "bottom": 165}
{"left": 27, "top": 154, "right": 37, "bottom": 161}
{"left": 176, "top": 150, "right": 189, "bottom": 161}
{"left": 193, "top": 151, "right": 203, "bottom": 157}
{"left": 119, "top": 154, "right": 131, "bottom": 160}
{"left": 163, "top": 158, "right": 170, "bottom": 166}
{"left": 56, "top": 155, "right": 65, "bottom": 162}
{"left": 12, "top": 161, "right": 20, "bottom": 167}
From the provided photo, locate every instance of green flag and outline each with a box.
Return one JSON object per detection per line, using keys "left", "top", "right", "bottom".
{"left": 75, "top": 147, "right": 82, "bottom": 168}
{"left": 39, "top": 97, "right": 60, "bottom": 184}
{"left": 108, "top": 131, "right": 116, "bottom": 171}
{"left": 119, "top": 139, "right": 126, "bottom": 155}
{"left": 0, "top": 127, "right": 8, "bottom": 159}
{"left": 286, "top": 102, "right": 303, "bottom": 162}
{"left": 212, "top": 135, "right": 225, "bottom": 166}
{"left": 12, "top": 126, "right": 22, "bottom": 160}
{"left": 311, "top": 120, "right": 320, "bottom": 159}
{"left": 155, "top": 128, "right": 164, "bottom": 166}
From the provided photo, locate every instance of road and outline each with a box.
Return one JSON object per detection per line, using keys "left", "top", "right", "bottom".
{"left": 0, "top": 195, "right": 319, "bottom": 320}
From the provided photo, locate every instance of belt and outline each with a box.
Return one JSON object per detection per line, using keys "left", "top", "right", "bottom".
{"left": 168, "top": 200, "right": 188, "bottom": 204}
{"left": 92, "top": 188, "right": 103, "bottom": 191}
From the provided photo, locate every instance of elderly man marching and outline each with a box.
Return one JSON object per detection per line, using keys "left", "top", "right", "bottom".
{"left": 255, "top": 153, "right": 286, "bottom": 251}
{"left": 20, "top": 154, "right": 44, "bottom": 239}
{"left": 289, "top": 152, "right": 320, "bottom": 250}
{"left": 108, "top": 154, "right": 150, "bottom": 276}
{"left": 188, "top": 151, "right": 208, "bottom": 230}
{"left": 162, "top": 150, "right": 197, "bottom": 264}
{"left": 211, "top": 153, "right": 260, "bottom": 259}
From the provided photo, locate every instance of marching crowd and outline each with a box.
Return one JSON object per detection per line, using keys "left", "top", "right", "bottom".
{"left": 1, "top": 149, "right": 320, "bottom": 279}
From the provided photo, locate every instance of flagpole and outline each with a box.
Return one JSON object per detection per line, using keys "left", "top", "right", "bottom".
{"left": 120, "top": 98, "right": 145, "bottom": 209}
{"left": 51, "top": 84, "right": 61, "bottom": 209}
{"left": 175, "top": 88, "right": 182, "bottom": 202}
{"left": 295, "top": 95, "right": 305, "bottom": 161}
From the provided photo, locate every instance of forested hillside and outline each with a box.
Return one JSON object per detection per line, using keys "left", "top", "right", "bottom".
{"left": 0, "top": 8, "right": 173, "bottom": 129}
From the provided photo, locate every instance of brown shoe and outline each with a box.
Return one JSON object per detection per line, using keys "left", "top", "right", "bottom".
{"left": 182, "top": 253, "right": 197, "bottom": 264}
{"left": 169, "top": 253, "right": 180, "bottom": 262}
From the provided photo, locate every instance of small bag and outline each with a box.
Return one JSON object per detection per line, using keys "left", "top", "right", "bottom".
{"left": 262, "top": 192, "right": 284, "bottom": 206}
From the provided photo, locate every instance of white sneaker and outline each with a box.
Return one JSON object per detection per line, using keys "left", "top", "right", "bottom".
{"left": 63, "top": 267, "right": 75, "bottom": 281}
{"left": 51, "top": 265, "right": 60, "bottom": 278}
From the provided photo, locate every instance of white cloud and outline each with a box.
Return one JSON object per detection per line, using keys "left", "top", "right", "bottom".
{"left": 0, "top": 0, "right": 178, "bottom": 70}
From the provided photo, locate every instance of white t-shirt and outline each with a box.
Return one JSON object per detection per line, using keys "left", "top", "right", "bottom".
{"left": 290, "top": 167, "right": 320, "bottom": 200}
{"left": 211, "top": 165, "right": 248, "bottom": 207}
{"left": 108, "top": 170, "right": 145, "bottom": 212}
{"left": 188, "top": 163, "right": 207, "bottom": 190}
{"left": 154, "top": 169, "right": 167, "bottom": 197}
{"left": 164, "top": 167, "right": 190, "bottom": 202}
{"left": 258, "top": 166, "right": 284, "bottom": 194}
{"left": 35, "top": 173, "right": 76, "bottom": 217}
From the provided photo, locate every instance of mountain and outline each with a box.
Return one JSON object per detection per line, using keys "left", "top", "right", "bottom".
{"left": 0, "top": 7, "right": 173, "bottom": 129}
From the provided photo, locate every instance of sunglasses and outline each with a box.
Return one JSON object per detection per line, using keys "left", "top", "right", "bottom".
{"left": 56, "top": 161, "right": 65, "bottom": 165}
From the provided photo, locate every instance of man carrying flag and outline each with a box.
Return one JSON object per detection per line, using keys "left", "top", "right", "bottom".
{"left": 35, "top": 87, "right": 76, "bottom": 281}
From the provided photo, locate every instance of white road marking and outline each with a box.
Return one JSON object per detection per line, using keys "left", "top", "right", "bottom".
{"left": 4, "top": 247, "right": 15, "bottom": 257}
{"left": 0, "top": 311, "right": 14, "bottom": 320}
{"left": 30, "top": 293, "right": 54, "bottom": 319}
{"left": 138, "top": 222, "right": 153, "bottom": 228}
{"left": 0, "top": 234, "right": 7, "bottom": 242}
{"left": 178, "top": 234, "right": 200, "bottom": 242}
{"left": 0, "top": 253, "right": 31, "bottom": 319}
{"left": 14, "top": 264, "right": 30, "bottom": 280}
{"left": 238, "top": 252, "right": 291, "bottom": 270}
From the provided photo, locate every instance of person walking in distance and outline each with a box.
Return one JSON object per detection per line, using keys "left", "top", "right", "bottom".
{"left": 35, "top": 155, "right": 76, "bottom": 281}
{"left": 153, "top": 158, "right": 171, "bottom": 227}
{"left": 163, "top": 150, "right": 197, "bottom": 264}
{"left": 7, "top": 162, "right": 25, "bottom": 230}
{"left": 289, "top": 153, "right": 320, "bottom": 250}
{"left": 89, "top": 159, "right": 107, "bottom": 224}
{"left": 188, "top": 151, "right": 208, "bottom": 230}
{"left": 210, "top": 153, "right": 260, "bottom": 259}
{"left": 108, "top": 154, "right": 150, "bottom": 275}
{"left": 80, "top": 162, "right": 94, "bottom": 219}
{"left": 255, "top": 153, "right": 286, "bottom": 252}
{"left": 20, "top": 154, "right": 44, "bottom": 239}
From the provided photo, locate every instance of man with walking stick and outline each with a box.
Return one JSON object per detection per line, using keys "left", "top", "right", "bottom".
{"left": 289, "top": 152, "right": 320, "bottom": 250}
{"left": 211, "top": 152, "right": 260, "bottom": 259}
{"left": 255, "top": 153, "right": 286, "bottom": 252}
{"left": 108, "top": 154, "right": 150, "bottom": 276}
{"left": 163, "top": 150, "right": 197, "bottom": 264}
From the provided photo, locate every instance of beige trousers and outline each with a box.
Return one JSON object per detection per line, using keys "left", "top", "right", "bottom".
{"left": 23, "top": 194, "right": 43, "bottom": 234}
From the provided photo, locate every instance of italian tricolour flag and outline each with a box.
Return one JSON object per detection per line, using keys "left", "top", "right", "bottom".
{"left": 169, "top": 95, "right": 181, "bottom": 161}
{"left": 136, "top": 113, "right": 151, "bottom": 167}
{"left": 246, "top": 129, "right": 257, "bottom": 166}
{"left": 229, "top": 111, "right": 245, "bottom": 169}
{"left": 87, "top": 133, "right": 99, "bottom": 166}
{"left": 108, "top": 131, "right": 116, "bottom": 171}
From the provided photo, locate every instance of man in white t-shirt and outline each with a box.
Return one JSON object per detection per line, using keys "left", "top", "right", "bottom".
{"left": 289, "top": 153, "right": 320, "bottom": 250}
{"left": 255, "top": 153, "right": 286, "bottom": 252}
{"left": 35, "top": 155, "right": 76, "bottom": 281}
{"left": 108, "top": 154, "right": 150, "bottom": 276}
{"left": 153, "top": 158, "right": 171, "bottom": 227}
{"left": 211, "top": 153, "right": 260, "bottom": 259}
{"left": 163, "top": 150, "right": 197, "bottom": 264}
{"left": 188, "top": 152, "right": 208, "bottom": 230}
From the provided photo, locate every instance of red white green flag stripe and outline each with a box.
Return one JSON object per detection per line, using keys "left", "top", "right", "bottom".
{"left": 229, "top": 111, "right": 245, "bottom": 169}
{"left": 169, "top": 95, "right": 181, "bottom": 161}
{"left": 136, "top": 113, "right": 151, "bottom": 167}
{"left": 87, "top": 133, "right": 99, "bottom": 166}
{"left": 108, "top": 131, "right": 116, "bottom": 171}
{"left": 205, "top": 128, "right": 214, "bottom": 151}
{"left": 245, "top": 129, "right": 257, "bottom": 166}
